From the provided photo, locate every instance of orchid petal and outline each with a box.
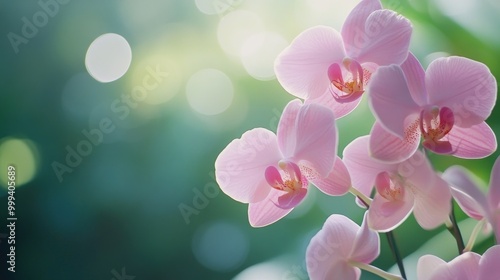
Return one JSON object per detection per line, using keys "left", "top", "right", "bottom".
{"left": 433, "top": 252, "right": 482, "bottom": 280}
{"left": 311, "top": 156, "right": 351, "bottom": 196}
{"left": 341, "top": 0, "right": 382, "bottom": 53}
{"left": 417, "top": 255, "right": 447, "bottom": 280}
{"left": 289, "top": 103, "right": 337, "bottom": 177}
{"left": 368, "top": 191, "right": 414, "bottom": 232}
{"left": 478, "top": 245, "right": 500, "bottom": 280}
{"left": 275, "top": 26, "right": 346, "bottom": 99}
{"left": 399, "top": 150, "right": 439, "bottom": 192}
{"left": 431, "top": 252, "right": 481, "bottom": 280}
{"left": 488, "top": 157, "right": 500, "bottom": 211}
{"left": 277, "top": 188, "right": 308, "bottom": 209}
{"left": 445, "top": 121, "right": 497, "bottom": 159}
{"left": 343, "top": 136, "right": 396, "bottom": 199}
{"left": 306, "top": 215, "right": 359, "bottom": 280}
{"left": 354, "top": 10, "right": 412, "bottom": 66}
{"left": 248, "top": 188, "right": 294, "bottom": 227}
{"left": 307, "top": 89, "right": 363, "bottom": 119}
{"left": 412, "top": 177, "right": 452, "bottom": 229}
{"left": 277, "top": 99, "right": 302, "bottom": 157}
{"left": 442, "top": 166, "right": 488, "bottom": 220}
{"left": 426, "top": 56, "right": 497, "bottom": 127}
{"left": 368, "top": 64, "right": 421, "bottom": 138}
{"left": 350, "top": 212, "right": 380, "bottom": 263}
{"left": 215, "top": 128, "right": 281, "bottom": 203}
{"left": 369, "top": 120, "right": 420, "bottom": 163}
{"left": 322, "top": 262, "right": 360, "bottom": 280}
{"left": 400, "top": 52, "right": 427, "bottom": 106}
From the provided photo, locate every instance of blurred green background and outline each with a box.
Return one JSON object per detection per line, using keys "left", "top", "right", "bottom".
{"left": 0, "top": 0, "right": 499, "bottom": 279}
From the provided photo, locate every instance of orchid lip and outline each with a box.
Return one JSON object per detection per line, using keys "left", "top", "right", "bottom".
{"left": 327, "top": 59, "right": 368, "bottom": 103}
{"left": 265, "top": 162, "right": 304, "bottom": 193}
{"left": 420, "top": 106, "right": 455, "bottom": 154}
{"left": 375, "top": 172, "right": 405, "bottom": 201}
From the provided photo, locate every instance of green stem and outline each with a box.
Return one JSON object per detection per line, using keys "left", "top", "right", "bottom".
{"left": 447, "top": 203, "right": 465, "bottom": 254}
{"left": 349, "top": 261, "right": 403, "bottom": 280}
{"left": 349, "top": 186, "right": 372, "bottom": 207}
{"left": 385, "top": 231, "right": 406, "bottom": 280}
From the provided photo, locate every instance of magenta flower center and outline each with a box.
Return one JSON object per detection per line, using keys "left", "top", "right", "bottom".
{"left": 265, "top": 161, "right": 305, "bottom": 193}
{"left": 375, "top": 172, "right": 405, "bottom": 201}
{"left": 327, "top": 58, "right": 371, "bottom": 103}
{"left": 420, "top": 106, "right": 454, "bottom": 153}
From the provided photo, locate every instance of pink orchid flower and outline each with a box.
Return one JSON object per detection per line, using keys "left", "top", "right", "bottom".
{"left": 343, "top": 136, "right": 451, "bottom": 232}
{"left": 215, "top": 99, "right": 351, "bottom": 227}
{"left": 417, "top": 245, "right": 500, "bottom": 280}
{"left": 274, "top": 0, "right": 412, "bottom": 119}
{"left": 306, "top": 213, "right": 382, "bottom": 280}
{"left": 442, "top": 156, "right": 500, "bottom": 243}
{"left": 368, "top": 53, "right": 497, "bottom": 163}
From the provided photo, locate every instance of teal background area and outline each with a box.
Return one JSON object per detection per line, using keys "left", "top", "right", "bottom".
{"left": 0, "top": 0, "right": 499, "bottom": 279}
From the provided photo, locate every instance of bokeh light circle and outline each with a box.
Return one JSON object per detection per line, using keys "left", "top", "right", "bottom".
{"left": 85, "top": 33, "right": 132, "bottom": 83}
{"left": 217, "top": 10, "right": 264, "bottom": 56}
{"left": 241, "top": 32, "right": 288, "bottom": 80}
{"left": 186, "top": 69, "right": 234, "bottom": 115}
{"left": 192, "top": 221, "right": 249, "bottom": 272}
{"left": 0, "top": 137, "right": 40, "bottom": 189}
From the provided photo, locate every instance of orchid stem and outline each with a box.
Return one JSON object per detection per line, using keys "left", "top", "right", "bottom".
{"left": 463, "top": 219, "right": 486, "bottom": 252}
{"left": 447, "top": 202, "right": 465, "bottom": 254}
{"left": 349, "top": 186, "right": 371, "bottom": 207}
{"left": 349, "top": 261, "right": 404, "bottom": 280}
{"left": 385, "top": 231, "right": 406, "bottom": 280}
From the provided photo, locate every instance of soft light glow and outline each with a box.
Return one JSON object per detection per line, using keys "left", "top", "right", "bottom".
{"left": 0, "top": 137, "right": 40, "bottom": 189}
{"left": 186, "top": 68, "right": 234, "bottom": 115}
{"left": 217, "top": 10, "right": 264, "bottom": 56}
{"left": 241, "top": 32, "right": 288, "bottom": 81}
{"left": 234, "top": 261, "right": 290, "bottom": 280}
{"left": 85, "top": 33, "right": 132, "bottom": 83}
{"left": 192, "top": 221, "right": 249, "bottom": 272}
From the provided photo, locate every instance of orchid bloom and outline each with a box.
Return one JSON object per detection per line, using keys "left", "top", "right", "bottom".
{"left": 215, "top": 99, "right": 351, "bottom": 227}
{"left": 274, "top": 0, "right": 412, "bottom": 119}
{"left": 368, "top": 53, "right": 497, "bottom": 163}
{"left": 343, "top": 136, "right": 451, "bottom": 232}
{"left": 306, "top": 213, "right": 391, "bottom": 280}
{"left": 417, "top": 245, "right": 500, "bottom": 280}
{"left": 442, "top": 156, "right": 500, "bottom": 243}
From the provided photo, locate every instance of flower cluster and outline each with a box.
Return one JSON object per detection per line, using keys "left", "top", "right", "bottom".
{"left": 215, "top": 0, "right": 499, "bottom": 279}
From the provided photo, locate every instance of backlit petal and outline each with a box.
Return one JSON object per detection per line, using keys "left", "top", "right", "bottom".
{"left": 291, "top": 103, "right": 337, "bottom": 177}
{"left": 343, "top": 136, "right": 396, "bottom": 199}
{"left": 478, "top": 245, "right": 500, "bottom": 280}
{"left": 442, "top": 166, "right": 488, "bottom": 220}
{"left": 277, "top": 99, "right": 302, "bottom": 158}
{"left": 412, "top": 177, "right": 452, "bottom": 229}
{"left": 426, "top": 56, "right": 497, "bottom": 127}
{"left": 215, "top": 128, "right": 280, "bottom": 203}
{"left": 354, "top": 10, "right": 412, "bottom": 66}
{"left": 275, "top": 26, "right": 346, "bottom": 99}
{"left": 368, "top": 64, "right": 421, "bottom": 138}
{"left": 417, "top": 255, "right": 447, "bottom": 280}
{"left": 369, "top": 120, "right": 420, "bottom": 163}
{"left": 400, "top": 52, "right": 427, "bottom": 106}
{"left": 306, "top": 215, "right": 358, "bottom": 275}
{"left": 311, "top": 156, "right": 351, "bottom": 196}
{"left": 350, "top": 212, "right": 380, "bottom": 263}
{"left": 248, "top": 188, "right": 294, "bottom": 227}
{"left": 341, "top": 0, "right": 382, "bottom": 54}
{"left": 307, "top": 89, "right": 363, "bottom": 119}
{"left": 368, "top": 191, "right": 414, "bottom": 232}
{"left": 445, "top": 122, "right": 497, "bottom": 159}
